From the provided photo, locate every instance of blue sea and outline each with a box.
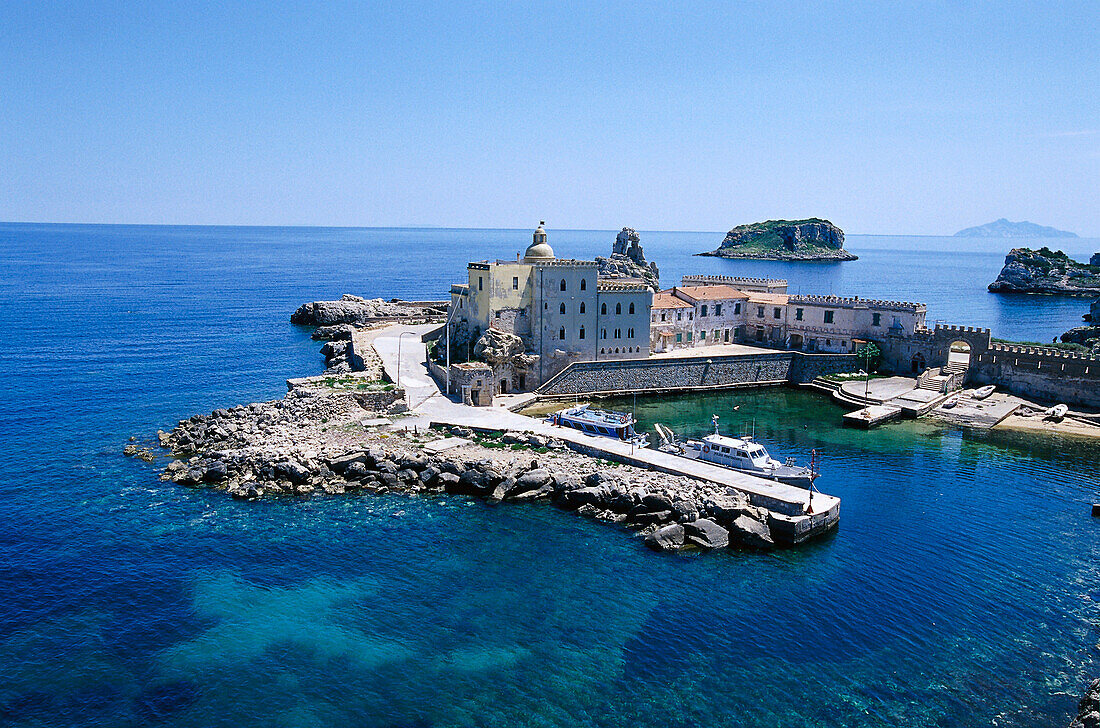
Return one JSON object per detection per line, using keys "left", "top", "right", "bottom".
{"left": 1, "top": 223, "right": 1098, "bottom": 727}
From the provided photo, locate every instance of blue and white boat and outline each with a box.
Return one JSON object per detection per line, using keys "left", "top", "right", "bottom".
{"left": 547, "top": 404, "right": 649, "bottom": 447}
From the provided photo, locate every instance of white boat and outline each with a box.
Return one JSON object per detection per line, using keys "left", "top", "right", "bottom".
{"left": 942, "top": 396, "right": 959, "bottom": 409}
{"left": 655, "top": 416, "right": 817, "bottom": 487}
{"left": 972, "top": 385, "right": 995, "bottom": 400}
{"left": 547, "top": 404, "right": 649, "bottom": 447}
{"left": 1045, "top": 404, "right": 1069, "bottom": 420}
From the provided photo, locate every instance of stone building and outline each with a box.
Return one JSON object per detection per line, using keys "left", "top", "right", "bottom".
{"left": 447, "top": 224, "right": 653, "bottom": 395}
{"left": 785, "top": 295, "right": 927, "bottom": 354}
{"left": 649, "top": 285, "right": 750, "bottom": 352}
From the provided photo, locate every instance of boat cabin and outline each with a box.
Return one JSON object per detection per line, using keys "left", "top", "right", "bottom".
{"left": 698, "top": 434, "right": 775, "bottom": 470}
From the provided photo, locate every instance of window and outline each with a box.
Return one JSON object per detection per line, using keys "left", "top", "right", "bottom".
{"left": 478, "top": 276, "right": 483, "bottom": 291}
{"left": 601, "top": 303, "right": 607, "bottom": 315}
{"left": 734, "top": 302, "right": 741, "bottom": 315}
{"left": 602, "top": 328, "right": 607, "bottom": 339}
{"left": 580, "top": 278, "right": 587, "bottom": 291}
{"left": 512, "top": 276, "right": 519, "bottom": 290}
{"left": 687, "top": 332, "right": 693, "bottom": 342}
{"left": 824, "top": 310, "right": 834, "bottom": 324}
{"left": 559, "top": 327, "right": 566, "bottom": 340}
{"left": 715, "top": 304, "right": 722, "bottom": 316}
{"left": 714, "top": 330, "right": 720, "bottom": 341}
{"left": 701, "top": 305, "right": 708, "bottom": 317}
{"left": 689, "top": 312, "right": 694, "bottom": 320}
{"left": 757, "top": 306, "right": 765, "bottom": 318}
{"left": 676, "top": 312, "right": 682, "bottom": 321}
{"left": 579, "top": 326, "right": 585, "bottom": 339}
{"left": 825, "top": 338, "right": 832, "bottom": 346}
{"left": 616, "top": 303, "right": 622, "bottom": 315}
{"left": 495, "top": 311, "right": 501, "bottom": 319}
{"left": 724, "top": 329, "right": 730, "bottom": 342}
{"left": 676, "top": 333, "right": 682, "bottom": 343}
{"left": 629, "top": 302, "right": 635, "bottom": 314}
{"left": 774, "top": 307, "right": 781, "bottom": 319}
{"left": 560, "top": 302, "right": 566, "bottom": 314}
{"left": 660, "top": 312, "right": 666, "bottom": 321}
{"left": 700, "top": 330, "right": 706, "bottom": 339}
{"left": 872, "top": 312, "right": 881, "bottom": 326}
{"left": 628, "top": 327, "right": 634, "bottom": 338}
{"left": 560, "top": 279, "right": 567, "bottom": 291}
{"left": 579, "top": 302, "right": 585, "bottom": 314}
{"left": 614, "top": 328, "right": 621, "bottom": 339}
{"left": 795, "top": 308, "right": 804, "bottom": 321}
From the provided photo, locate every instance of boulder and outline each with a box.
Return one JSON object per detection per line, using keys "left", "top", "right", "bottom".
{"left": 684, "top": 518, "right": 730, "bottom": 549}
{"left": 202, "top": 460, "right": 228, "bottom": 483}
{"left": 645, "top": 523, "right": 686, "bottom": 552}
{"left": 514, "top": 468, "right": 552, "bottom": 492}
{"left": 329, "top": 451, "right": 368, "bottom": 474}
{"left": 729, "top": 515, "right": 774, "bottom": 549}
{"left": 557, "top": 486, "right": 608, "bottom": 510}
{"left": 472, "top": 329, "right": 526, "bottom": 368}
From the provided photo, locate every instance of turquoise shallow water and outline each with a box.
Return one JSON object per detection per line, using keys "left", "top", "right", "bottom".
{"left": 0, "top": 223, "right": 1098, "bottom": 727}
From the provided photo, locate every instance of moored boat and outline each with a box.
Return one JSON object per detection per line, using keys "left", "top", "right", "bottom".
{"left": 1045, "top": 403, "right": 1069, "bottom": 420}
{"left": 547, "top": 404, "right": 649, "bottom": 447}
{"left": 972, "top": 385, "right": 995, "bottom": 400}
{"left": 942, "top": 395, "right": 959, "bottom": 409}
{"left": 655, "top": 415, "right": 817, "bottom": 487}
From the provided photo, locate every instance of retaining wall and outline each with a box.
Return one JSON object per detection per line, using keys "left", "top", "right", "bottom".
{"left": 538, "top": 351, "right": 860, "bottom": 396}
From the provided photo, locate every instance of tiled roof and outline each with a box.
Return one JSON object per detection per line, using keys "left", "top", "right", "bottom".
{"left": 667, "top": 285, "right": 749, "bottom": 302}
{"left": 747, "top": 292, "right": 790, "bottom": 305}
{"left": 653, "top": 291, "right": 694, "bottom": 309}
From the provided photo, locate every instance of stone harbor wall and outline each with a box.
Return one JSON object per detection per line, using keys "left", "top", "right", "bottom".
{"left": 971, "top": 344, "right": 1100, "bottom": 408}
{"left": 538, "top": 351, "right": 860, "bottom": 396}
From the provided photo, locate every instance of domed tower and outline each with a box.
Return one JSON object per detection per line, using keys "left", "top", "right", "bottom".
{"left": 523, "top": 221, "right": 555, "bottom": 263}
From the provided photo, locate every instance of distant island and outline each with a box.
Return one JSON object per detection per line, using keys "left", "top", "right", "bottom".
{"left": 697, "top": 218, "right": 857, "bottom": 261}
{"left": 955, "top": 218, "right": 1077, "bottom": 238}
{"left": 988, "top": 247, "right": 1100, "bottom": 296}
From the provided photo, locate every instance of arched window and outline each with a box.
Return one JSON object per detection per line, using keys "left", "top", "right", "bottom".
{"left": 628, "top": 327, "right": 634, "bottom": 338}
{"left": 580, "top": 278, "right": 587, "bottom": 291}
{"left": 579, "top": 302, "right": 585, "bottom": 314}
{"left": 614, "top": 328, "right": 621, "bottom": 339}
{"left": 559, "top": 326, "right": 566, "bottom": 340}
{"left": 629, "top": 302, "right": 635, "bottom": 314}
{"left": 559, "top": 302, "right": 566, "bottom": 314}
{"left": 615, "top": 303, "right": 622, "bottom": 315}
{"left": 601, "top": 303, "right": 607, "bottom": 316}
{"left": 579, "top": 326, "right": 585, "bottom": 340}
{"left": 601, "top": 328, "right": 607, "bottom": 339}
{"left": 560, "top": 279, "right": 567, "bottom": 291}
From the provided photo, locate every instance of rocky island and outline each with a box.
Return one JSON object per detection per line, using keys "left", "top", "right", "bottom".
{"left": 988, "top": 247, "right": 1100, "bottom": 296}
{"left": 955, "top": 218, "right": 1077, "bottom": 238}
{"left": 698, "top": 218, "right": 856, "bottom": 261}
{"left": 595, "top": 227, "right": 660, "bottom": 290}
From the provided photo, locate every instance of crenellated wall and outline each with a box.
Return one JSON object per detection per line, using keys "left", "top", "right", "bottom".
{"left": 971, "top": 343, "right": 1100, "bottom": 407}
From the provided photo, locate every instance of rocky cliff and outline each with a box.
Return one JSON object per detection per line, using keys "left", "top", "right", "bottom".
{"left": 291, "top": 295, "right": 446, "bottom": 326}
{"left": 595, "top": 227, "right": 660, "bottom": 290}
{"left": 699, "top": 218, "right": 856, "bottom": 261}
{"left": 1069, "top": 678, "right": 1098, "bottom": 728}
{"left": 955, "top": 218, "right": 1077, "bottom": 238}
{"left": 988, "top": 248, "right": 1100, "bottom": 296}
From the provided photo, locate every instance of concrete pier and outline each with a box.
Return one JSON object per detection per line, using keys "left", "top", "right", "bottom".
{"left": 371, "top": 324, "right": 840, "bottom": 542}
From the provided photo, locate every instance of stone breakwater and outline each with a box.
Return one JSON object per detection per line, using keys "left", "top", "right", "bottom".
{"left": 291, "top": 294, "right": 446, "bottom": 327}
{"left": 1069, "top": 679, "right": 1099, "bottom": 728}
{"left": 149, "top": 386, "right": 779, "bottom": 551}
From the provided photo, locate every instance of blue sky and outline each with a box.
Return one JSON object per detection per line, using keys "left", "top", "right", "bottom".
{"left": 1, "top": 1, "right": 1098, "bottom": 234}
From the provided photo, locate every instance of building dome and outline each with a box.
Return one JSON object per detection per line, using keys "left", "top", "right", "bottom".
{"left": 523, "top": 221, "right": 555, "bottom": 262}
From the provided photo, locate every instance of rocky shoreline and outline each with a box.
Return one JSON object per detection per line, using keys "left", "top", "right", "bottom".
{"left": 139, "top": 376, "right": 779, "bottom": 552}
{"left": 1069, "top": 679, "right": 1099, "bottom": 728}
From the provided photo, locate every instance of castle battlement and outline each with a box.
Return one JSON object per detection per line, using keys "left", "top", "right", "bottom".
{"left": 681, "top": 274, "right": 787, "bottom": 287}
{"left": 789, "top": 294, "right": 925, "bottom": 311}
{"left": 988, "top": 343, "right": 1097, "bottom": 361}
{"left": 933, "top": 324, "right": 991, "bottom": 335}
{"left": 597, "top": 280, "right": 650, "bottom": 292}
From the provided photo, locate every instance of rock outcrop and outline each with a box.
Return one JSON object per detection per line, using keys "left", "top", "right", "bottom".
{"left": 955, "top": 218, "right": 1077, "bottom": 238}
{"left": 988, "top": 248, "right": 1100, "bottom": 296}
{"left": 1060, "top": 325, "right": 1100, "bottom": 352}
{"left": 595, "top": 227, "right": 660, "bottom": 290}
{"left": 291, "top": 295, "right": 445, "bottom": 326}
{"left": 1069, "top": 678, "right": 1099, "bottom": 728}
{"left": 699, "top": 219, "right": 856, "bottom": 261}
